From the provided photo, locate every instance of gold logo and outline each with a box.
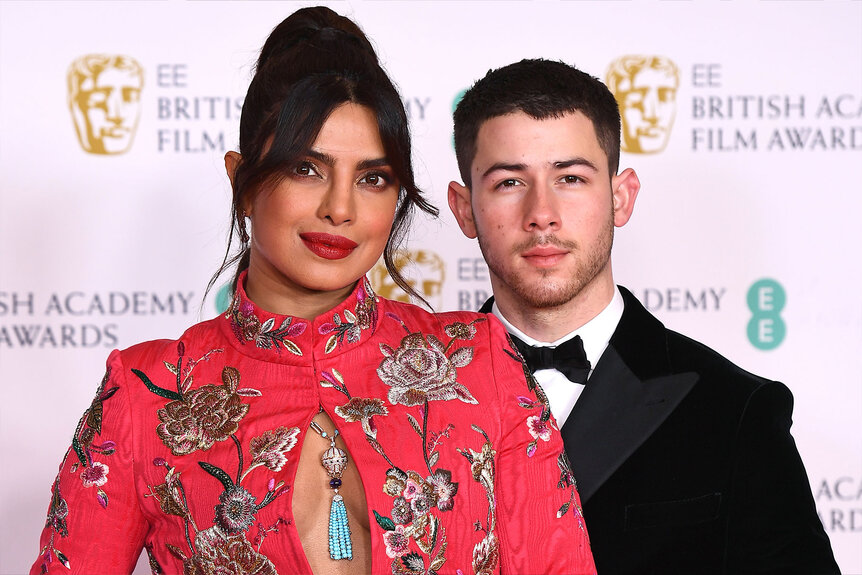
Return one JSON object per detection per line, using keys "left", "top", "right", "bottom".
{"left": 68, "top": 54, "right": 144, "bottom": 155}
{"left": 369, "top": 250, "right": 445, "bottom": 310}
{"left": 607, "top": 56, "right": 679, "bottom": 154}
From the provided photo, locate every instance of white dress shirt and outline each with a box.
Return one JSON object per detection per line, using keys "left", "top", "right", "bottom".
{"left": 492, "top": 287, "right": 625, "bottom": 427}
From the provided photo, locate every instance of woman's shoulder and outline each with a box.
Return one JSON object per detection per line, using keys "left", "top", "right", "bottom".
{"left": 379, "top": 297, "right": 509, "bottom": 341}
{"left": 117, "top": 315, "right": 224, "bottom": 366}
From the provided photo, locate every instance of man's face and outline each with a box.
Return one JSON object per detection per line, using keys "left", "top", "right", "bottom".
{"left": 617, "top": 67, "right": 677, "bottom": 154}
{"left": 449, "top": 111, "right": 636, "bottom": 315}
{"left": 73, "top": 67, "right": 142, "bottom": 154}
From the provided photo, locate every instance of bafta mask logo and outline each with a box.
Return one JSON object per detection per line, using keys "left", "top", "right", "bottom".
{"left": 370, "top": 250, "right": 445, "bottom": 310}
{"left": 68, "top": 54, "right": 144, "bottom": 155}
{"left": 607, "top": 55, "right": 679, "bottom": 154}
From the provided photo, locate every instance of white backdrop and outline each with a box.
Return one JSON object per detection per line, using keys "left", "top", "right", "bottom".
{"left": 1, "top": 1, "right": 860, "bottom": 573}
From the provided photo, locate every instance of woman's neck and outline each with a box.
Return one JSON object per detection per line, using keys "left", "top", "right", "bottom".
{"left": 243, "top": 267, "right": 358, "bottom": 320}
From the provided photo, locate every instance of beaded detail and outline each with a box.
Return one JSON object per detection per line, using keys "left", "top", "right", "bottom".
{"left": 309, "top": 420, "right": 353, "bottom": 560}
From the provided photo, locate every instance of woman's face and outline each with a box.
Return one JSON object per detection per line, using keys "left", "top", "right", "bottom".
{"left": 241, "top": 103, "right": 399, "bottom": 316}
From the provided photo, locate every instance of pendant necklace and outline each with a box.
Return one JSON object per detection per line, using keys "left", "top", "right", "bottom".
{"left": 309, "top": 419, "right": 353, "bottom": 560}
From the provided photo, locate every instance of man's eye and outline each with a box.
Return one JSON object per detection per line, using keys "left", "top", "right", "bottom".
{"left": 562, "top": 175, "right": 582, "bottom": 184}
{"left": 499, "top": 179, "right": 520, "bottom": 188}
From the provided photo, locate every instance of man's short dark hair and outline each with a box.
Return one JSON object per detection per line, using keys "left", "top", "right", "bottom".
{"left": 453, "top": 59, "right": 621, "bottom": 187}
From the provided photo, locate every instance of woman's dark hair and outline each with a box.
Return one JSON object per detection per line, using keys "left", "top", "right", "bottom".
{"left": 206, "top": 6, "right": 437, "bottom": 305}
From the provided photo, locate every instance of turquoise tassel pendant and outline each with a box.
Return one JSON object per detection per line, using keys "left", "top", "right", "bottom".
{"left": 328, "top": 493, "right": 353, "bottom": 560}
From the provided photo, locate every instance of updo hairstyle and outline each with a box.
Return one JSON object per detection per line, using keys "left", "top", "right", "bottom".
{"left": 209, "top": 6, "right": 437, "bottom": 303}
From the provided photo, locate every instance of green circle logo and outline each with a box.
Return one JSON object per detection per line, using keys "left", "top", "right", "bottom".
{"left": 215, "top": 283, "right": 232, "bottom": 315}
{"left": 746, "top": 279, "right": 786, "bottom": 350}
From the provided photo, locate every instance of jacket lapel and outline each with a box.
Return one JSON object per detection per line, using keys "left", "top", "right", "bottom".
{"left": 561, "top": 287, "right": 698, "bottom": 503}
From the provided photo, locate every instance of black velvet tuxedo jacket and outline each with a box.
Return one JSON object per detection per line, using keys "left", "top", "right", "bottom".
{"left": 481, "top": 287, "right": 838, "bottom": 574}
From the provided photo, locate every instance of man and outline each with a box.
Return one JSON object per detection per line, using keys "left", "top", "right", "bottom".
{"left": 67, "top": 54, "right": 144, "bottom": 155}
{"left": 448, "top": 59, "right": 838, "bottom": 574}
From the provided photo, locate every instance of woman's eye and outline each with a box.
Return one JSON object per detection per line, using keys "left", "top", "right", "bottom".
{"left": 359, "top": 172, "right": 389, "bottom": 188}
{"left": 293, "top": 162, "right": 319, "bottom": 177}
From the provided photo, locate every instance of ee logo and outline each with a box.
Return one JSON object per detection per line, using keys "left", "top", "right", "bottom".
{"left": 746, "top": 279, "right": 786, "bottom": 350}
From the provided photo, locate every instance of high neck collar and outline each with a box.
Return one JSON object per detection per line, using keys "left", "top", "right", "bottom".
{"left": 219, "top": 272, "right": 381, "bottom": 364}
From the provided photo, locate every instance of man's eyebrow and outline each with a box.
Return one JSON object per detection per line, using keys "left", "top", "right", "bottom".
{"left": 555, "top": 158, "right": 599, "bottom": 172}
{"left": 306, "top": 150, "right": 390, "bottom": 171}
{"left": 481, "top": 162, "right": 527, "bottom": 179}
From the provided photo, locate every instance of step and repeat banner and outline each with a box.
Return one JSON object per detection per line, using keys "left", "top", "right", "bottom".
{"left": 1, "top": 1, "right": 860, "bottom": 573}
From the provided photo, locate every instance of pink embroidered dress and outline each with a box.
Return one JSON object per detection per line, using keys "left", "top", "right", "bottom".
{"left": 33, "top": 276, "right": 596, "bottom": 575}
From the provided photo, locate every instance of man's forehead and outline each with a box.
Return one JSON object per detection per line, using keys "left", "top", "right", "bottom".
{"left": 472, "top": 111, "right": 605, "bottom": 170}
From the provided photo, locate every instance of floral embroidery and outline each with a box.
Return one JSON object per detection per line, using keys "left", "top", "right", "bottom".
{"left": 377, "top": 315, "right": 485, "bottom": 407}
{"left": 169, "top": 526, "right": 278, "bottom": 575}
{"left": 36, "top": 369, "right": 120, "bottom": 573}
{"left": 133, "top": 345, "right": 262, "bottom": 457}
{"left": 319, "top": 277, "right": 378, "bottom": 353}
{"left": 247, "top": 426, "right": 300, "bottom": 475}
{"left": 508, "top": 334, "right": 557, "bottom": 458}
{"left": 334, "top": 396, "right": 388, "bottom": 438}
{"left": 458, "top": 426, "right": 499, "bottom": 575}
{"left": 554, "top": 452, "right": 587, "bottom": 532}
{"left": 227, "top": 296, "right": 306, "bottom": 355}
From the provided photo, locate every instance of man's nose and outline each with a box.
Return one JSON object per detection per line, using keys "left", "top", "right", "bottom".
{"left": 523, "top": 181, "right": 561, "bottom": 231}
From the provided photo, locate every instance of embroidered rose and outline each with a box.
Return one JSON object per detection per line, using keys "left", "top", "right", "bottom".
{"left": 248, "top": 426, "right": 300, "bottom": 473}
{"left": 80, "top": 461, "right": 109, "bottom": 488}
{"left": 383, "top": 525, "right": 411, "bottom": 558}
{"left": 403, "top": 471, "right": 427, "bottom": 500}
{"left": 378, "top": 333, "right": 478, "bottom": 406}
{"left": 214, "top": 486, "right": 258, "bottom": 534}
{"left": 383, "top": 468, "right": 408, "bottom": 497}
{"left": 526, "top": 415, "right": 553, "bottom": 442}
{"left": 182, "top": 526, "right": 277, "bottom": 575}
{"left": 427, "top": 469, "right": 459, "bottom": 512}
{"left": 444, "top": 321, "right": 478, "bottom": 340}
{"left": 334, "top": 397, "right": 388, "bottom": 438}
{"left": 410, "top": 493, "right": 433, "bottom": 517}
{"left": 391, "top": 496, "right": 413, "bottom": 525}
{"left": 156, "top": 368, "right": 249, "bottom": 456}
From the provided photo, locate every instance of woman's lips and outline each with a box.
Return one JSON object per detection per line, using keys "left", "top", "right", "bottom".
{"left": 300, "top": 232, "right": 358, "bottom": 260}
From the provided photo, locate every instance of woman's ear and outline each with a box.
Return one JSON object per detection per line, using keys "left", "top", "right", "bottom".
{"left": 224, "top": 151, "right": 242, "bottom": 188}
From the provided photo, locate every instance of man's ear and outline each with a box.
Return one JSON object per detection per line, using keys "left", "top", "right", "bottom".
{"left": 611, "top": 168, "right": 640, "bottom": 227}
{"left": 447, "top": 181, "right": 477, "bottom": 239}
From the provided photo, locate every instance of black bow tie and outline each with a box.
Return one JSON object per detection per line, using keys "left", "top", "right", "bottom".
{"left": 510, "top": 334, "right": 591, "bottom": 383}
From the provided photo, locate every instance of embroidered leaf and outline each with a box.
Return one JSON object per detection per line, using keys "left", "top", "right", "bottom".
{"left": 198, "top": 461, "right": 234, "bottom": 491}
{"left": 452, "top": 383, "right": 478, "bottom": 404}
{"left": 260, "top": 318, "right": 275, "bottom": 333}
{"left": 86, "top": 401, "right": 104, "bottom": 434}
{"left": 287, "top": 321, "right": 306, "bottom": 336}
{"left": 430, "top": 555, "right": 446, "bottom": 572}
{"left": 406, "top": 413, "right": 422, "bottom": 437}
{"left": 56, "top": 551, "right": 70, "bottom": 569}
{"left": 284, "top": 339, "right": 303, "bottom": 356}
{"left": 344, "top": 309, "right": 357, "bottom": 323}
{"left": 526, "top": 440, "right": 537, "bottom": 458}
{"left": 71, "top": 437, "right": 87, "bottom": 467}
{"left": 379, "top": 343, "right": 394, "bottom": 357}
{"left": 236, "top": 388, "right": 262, "bottom": 397}
{"left": 249, "top": 426, "right": 300, "bottom": 472}
{"left": 426, "top": 334, "right": 446, "bottom": 353}
{"left": 101, "top": 386, "right": 119, "bottom": 401}
{"left": 182, "top": 375, "right": 194, "bottom": 394}
{"left": 449, "top": 346, "right": 474, "bottom": 368}
{"left": 401, "top": 553, "right": 425, "bottom": 572}
{"left": 318, "top": 322, "right": 335, "bottom": 335}
{"left": 221, "top": 367, "right": 240, "bottom": 393}
{"left": 166, "top": 543, "right": 187, "bottom": 561}
{"left": 132, "top": 369, "right": 182, "bottom": 401}
{"left": 428, "top": 451, "right": 440, "bottom": 469}
{"left": 324, "top": 335, "right": 337, "bottom": 354}
{"left": 332, "top": 369, "right": 344, "bottom": 384}
{"left": 373, "top": 510, "right": 396, "bottom": 531}
{"left": 557, "top": 501, "right": 571, "bottom": 518}
{"left": 163, "top": 361, "right": 179, "bottom": 376}
{"left": 96, "top": 489, "right": 109, "bottom": 508}
{"left": 319, "top": 378, "right": 333, "bottom": 388}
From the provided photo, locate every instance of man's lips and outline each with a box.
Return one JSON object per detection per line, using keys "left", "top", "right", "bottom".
{"left": 521, "top": 245, "right": 569, "bottom": 267}
{"left": 300, "top": 232, "right": 358, "bottom": 260}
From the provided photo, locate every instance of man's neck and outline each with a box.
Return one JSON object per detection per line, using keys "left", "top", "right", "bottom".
{"left": 493, "top": 276, "right": 616, "bottom": 342}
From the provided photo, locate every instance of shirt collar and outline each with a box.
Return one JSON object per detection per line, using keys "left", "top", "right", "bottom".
{"left": 218, "top": 271, "right": 381, "bottom": 364}
{"left": 491, "top": 286, "right": 625, "bottom": 370}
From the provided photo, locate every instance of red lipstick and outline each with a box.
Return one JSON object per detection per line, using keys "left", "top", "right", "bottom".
{"left": 300, "top": 232, "right": 358, "bottom": 260}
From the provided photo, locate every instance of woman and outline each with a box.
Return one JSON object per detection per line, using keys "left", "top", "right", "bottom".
{"left": 32, "top": 7, "right": 595, "bottom": 575}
